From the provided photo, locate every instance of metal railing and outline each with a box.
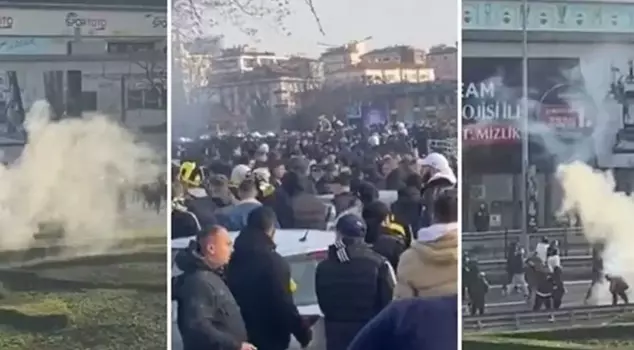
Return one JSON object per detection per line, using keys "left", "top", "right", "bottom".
{"left": 464, "top": 304, "right": 634, "bottom": 332}
{"left": 463, "top": 227, "right": 590, "bottom": 259}
{"left": 480, "top": 255, "right": 593, "bottom": 284}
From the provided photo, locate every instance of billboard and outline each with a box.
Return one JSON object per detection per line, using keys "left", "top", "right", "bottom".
{"left": 462, "top": 55, "right": 634, "bottom": 169}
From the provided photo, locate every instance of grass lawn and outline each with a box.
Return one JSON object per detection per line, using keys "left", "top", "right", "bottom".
{"left": 464, "top": 325, "right": 634, "bottom": 350}
{"left": 0, "top": 248, "right": 167, "bottom": 350}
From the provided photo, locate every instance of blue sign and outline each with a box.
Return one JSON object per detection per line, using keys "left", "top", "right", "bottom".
{"left": 0, "top": 37, "right": 66, "bottom": 55}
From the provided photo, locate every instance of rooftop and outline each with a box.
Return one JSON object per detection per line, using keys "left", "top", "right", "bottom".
{"left": 361, "top": 45, "right": 421, "bottom": 57}
{"left": 427, "top": 45, "right": 457, "bottom": 55}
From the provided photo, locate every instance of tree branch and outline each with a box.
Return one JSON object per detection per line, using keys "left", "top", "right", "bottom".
{"left": 303, "top": 0, "right": 325, "bottom": 36}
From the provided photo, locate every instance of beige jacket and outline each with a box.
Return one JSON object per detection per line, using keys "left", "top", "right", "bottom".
{"left": 394, "top": 223, "right": 458, "bottom": 299}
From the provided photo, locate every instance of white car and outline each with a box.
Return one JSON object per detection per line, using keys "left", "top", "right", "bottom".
{"left": 318, "top": 190, "right": 397, "bottom": 206}
{"left": 171, "top": 229, "right": 334, "bottom": 350}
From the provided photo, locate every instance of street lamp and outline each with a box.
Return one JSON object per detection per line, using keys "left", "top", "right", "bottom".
{"left": 520, "top": 0, "right": 532, "bottom": 251}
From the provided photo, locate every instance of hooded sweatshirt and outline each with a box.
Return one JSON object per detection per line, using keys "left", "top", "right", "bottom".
{"left": 394, "top": 222, "right": 458, "bottom": 299}
{"left": 419, "top": 153, "right": 457, "bottom": 228}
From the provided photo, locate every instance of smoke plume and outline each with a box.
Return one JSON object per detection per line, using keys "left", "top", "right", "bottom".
{"left": 0, "top": 101, "right": 162, "bottom": 258}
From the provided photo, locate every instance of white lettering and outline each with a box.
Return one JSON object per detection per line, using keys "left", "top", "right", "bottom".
{"left": 463, "top": 125, "right": 521, "bottom": 145}
{"left": 0, "top": 16, "right": 13, "bottom": 29}
{"left": 462, "top": 101, "right": 521, "bottom": 121}
{"left": 461, "top": 82, "right": 496, "bottom": 99}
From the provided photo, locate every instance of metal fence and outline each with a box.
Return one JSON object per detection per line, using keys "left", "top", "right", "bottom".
{"left": 464, "top": 304, "right": 634, "bottom": 332}
{"left": 463, "top": 227, "right": 590, "bottom": 259}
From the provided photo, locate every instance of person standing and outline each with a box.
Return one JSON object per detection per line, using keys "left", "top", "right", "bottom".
{"left": 226, "top": 207, "right": 312, "bottom": 350}
{"left": 315, "top": 214, "right": 395, "bottom": 350}
{"left": 394, "top": 189, "right": 458, "bottom": 299}
{"left": 473, "top": 203, "right": 490, "bottom": 232}
{"left": 173, "top": 226, "right": 255, "bottom": 350}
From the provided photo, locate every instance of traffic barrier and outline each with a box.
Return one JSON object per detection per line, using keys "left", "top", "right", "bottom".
{"left": 463, "top": 304, "right": 634, "bottom": 332}
{"left": 463, "top": 227, "right": 590, "bottom": 259}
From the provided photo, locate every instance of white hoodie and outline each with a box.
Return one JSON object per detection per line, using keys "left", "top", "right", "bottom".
{"left": 420, "top": 152, "right": 457, "bottom": 185}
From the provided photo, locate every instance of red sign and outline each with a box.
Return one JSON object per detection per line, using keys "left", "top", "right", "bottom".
{"left": 463, "top": 124, "right": 520, "bottom": 145}
{"left": 541, "top": 104, "right": 586, "bottom": 129}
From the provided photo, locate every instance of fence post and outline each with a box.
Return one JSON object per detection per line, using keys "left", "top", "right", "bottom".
{"left": 563, "top": 225, "right": 569, "bottom": 256}
{"left": 504, "top": 228, "right": 508, "bottom": 260}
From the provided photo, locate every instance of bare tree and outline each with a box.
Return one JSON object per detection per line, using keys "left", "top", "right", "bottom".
{"left": 172, "top": 0, "right": 325, "bottom": 41}
{"left": 135, "top": 60, "right": 167, "bottom": 101}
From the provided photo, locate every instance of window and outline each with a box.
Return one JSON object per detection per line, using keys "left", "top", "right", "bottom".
{"left": 82, "top": 91, "right": 97, "bottom": 111}
{"left": 107, "top": 41, "right": 156, "bottom": 54}
{"left": 127, "top": 87, "right": 166, "bottom": 110}
{"left": 242, "top": 58, "right": 256, "bottom": 69}
{"left": 288, "top": 254, "right": 323, "bottom": 306}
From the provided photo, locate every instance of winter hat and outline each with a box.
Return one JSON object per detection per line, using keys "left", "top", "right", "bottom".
{"left": 336, "top": 214, "right": 366, "bottom": 238}
{"left": 230, "top": 164, "right": 251, "bottom": 185}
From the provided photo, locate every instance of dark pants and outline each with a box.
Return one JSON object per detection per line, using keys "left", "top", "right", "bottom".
{"left": 533, "top": 295, "right": 552, "bottom": 311}
{"left": 552, "top": 295, "right": 563, "bottom": 309}
{"left": 585, "top": 274, "right": 602, "bottom": 301}
{"left": 469, "top": 298, "right": 485, "bottom": 316}
{"left": 612, "top": 291, "right": 629, "bottom": 305}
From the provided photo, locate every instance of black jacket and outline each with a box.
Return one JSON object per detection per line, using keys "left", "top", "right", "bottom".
{"left": 368, "top": 225, "right": 407, "bottom": 273}
{"left": 172, "top": 193, "right": 219, "bottom": 239}
{"left": 420, "top": 176, "right": 455, "bottom": 228}
{"left": 391, "top": 197, "right": 422, "bottom": 239}
{"left": 173, "top": 242, "right": 248, "bottom": 350}
{"left": 315, "top": 239, "right": 395, "bottom": 350}
{"left": 226, "top": 229, "right": 311, "bottom": 350}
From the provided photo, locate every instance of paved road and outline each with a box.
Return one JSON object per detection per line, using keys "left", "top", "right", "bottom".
{"left": 464, "top": 280, "right": 594, "bottom": 314}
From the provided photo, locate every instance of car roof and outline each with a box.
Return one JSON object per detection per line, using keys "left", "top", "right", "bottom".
{"left": 172, "top": 229, "right": 336, "bottom": 257}
{"left": 318, "top": 190, "right": 397, "bottom": 204}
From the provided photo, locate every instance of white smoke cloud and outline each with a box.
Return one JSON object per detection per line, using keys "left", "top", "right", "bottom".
{"left": 0, "top": 100, "right": 162, "bottom": 257}
{"left": 466, "top": 46, "right": 634, "bottom": 303}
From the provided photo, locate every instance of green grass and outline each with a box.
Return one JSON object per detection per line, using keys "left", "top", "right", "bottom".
{"left": 464, "top": 325, "right": 634, "bottom": 350}
{"left": 0, "top": 250, "right": 166, "bottom": 350}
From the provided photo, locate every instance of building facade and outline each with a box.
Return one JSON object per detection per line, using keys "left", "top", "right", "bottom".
{"left": 360, "top": 45, "right": 426, "bottom": 65}
{"left": 210, "top": 47, "right": 291, "bottom": 76}
{"left": 426, "top": 45, "right": 457, "bottom": 81}
{"left": 324, "top": 63, "right": 435, "bottom": 87}
{"left": 319, "top": 41, "right": 368, "bottom": 75}
{"left": 461, "top": 0, "right": 634, "bottom": 231}
{"left": 208, "top": 65, "right": 321, "bottom": 131}
{"left": 0, "top": 1, "right": 166, "bottom": 150}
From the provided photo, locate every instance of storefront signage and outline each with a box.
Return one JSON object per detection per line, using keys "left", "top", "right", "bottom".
{"left": 145, "top": 14, "right": 167, "bottom": 28}
{"left": 464, "top": 0, "right": 634, "bottom": 34}
{"left": 463, "top": 124, "right": 520, "bottom": 145}
{"left": 65, "top": 12, "right": 107, "bottom": 31}
{"left": 0, "top": 9, "right": 165, "bottom": 37}
{"left": 0, "top": 16, "right": 13, "bottom": 29}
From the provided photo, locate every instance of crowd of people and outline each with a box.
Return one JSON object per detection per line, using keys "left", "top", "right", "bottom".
{"left": 463, "top": 236, "right": 630, "bottom": 317}
{"left": 170, "top": 123, "right": 459, "bottom": 350}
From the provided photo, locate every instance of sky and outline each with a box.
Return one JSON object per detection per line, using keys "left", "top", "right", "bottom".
{"left": 207, "top": 0, "right": 458, "bottom": 57}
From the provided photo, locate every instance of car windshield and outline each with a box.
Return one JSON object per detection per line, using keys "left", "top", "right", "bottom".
{"left": 288, "top": 254, "right": 321, "bottom": 306}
